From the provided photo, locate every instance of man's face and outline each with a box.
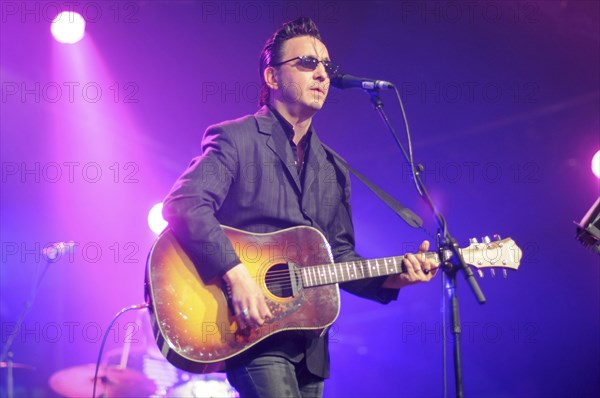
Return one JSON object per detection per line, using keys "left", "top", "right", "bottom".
{"left": 271, "top": 35, "right": 332, "bottom": 116}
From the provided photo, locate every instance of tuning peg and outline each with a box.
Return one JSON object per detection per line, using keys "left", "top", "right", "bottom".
{"left": 490, "top": 269, "right": 496, "bottom": 277}
{"left": 477, "top": 269, "right": 484, "bottom": 278}
{"left": 503, "top": 269, "right": 508, "bottom": 278}
{"left": 469, "top": 238, "right": 478, "bottom": 244}
{"left": 482, "top": 236, "right": 491, "bottom": 244}
{"left": 493, "top": 234, "right": 502, "bottom": 241}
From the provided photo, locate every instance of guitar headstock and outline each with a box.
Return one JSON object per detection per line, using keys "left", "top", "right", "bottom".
{"left": 460, "top": 235, "right": 522, "bottom": 278}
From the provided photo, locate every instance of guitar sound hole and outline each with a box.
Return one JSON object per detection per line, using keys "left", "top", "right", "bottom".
{"left": 265, "top": 263, "right": 300, "bottom": 298}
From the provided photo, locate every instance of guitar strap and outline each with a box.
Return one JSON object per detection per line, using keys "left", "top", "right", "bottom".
{"left": 323, "top": 144, "right": 424, "bottom": 229}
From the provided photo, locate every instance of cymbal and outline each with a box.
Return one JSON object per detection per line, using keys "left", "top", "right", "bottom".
{"left": 49, "top": 363, "right": 156, "bottom": 398}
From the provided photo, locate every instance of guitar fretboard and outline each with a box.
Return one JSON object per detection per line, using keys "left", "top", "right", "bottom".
{"left": 301, "top": 252, "right": 441, "bottom": 287}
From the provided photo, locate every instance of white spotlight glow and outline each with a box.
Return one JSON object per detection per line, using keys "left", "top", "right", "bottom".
{"left": 51, "top": 12, "right": 86, "bottom": 44}
{"left": 592, "top": 150, "right": 600, "bottom": 179}
{"left": 148, "top": 203, "right": 168, "bottom": 235}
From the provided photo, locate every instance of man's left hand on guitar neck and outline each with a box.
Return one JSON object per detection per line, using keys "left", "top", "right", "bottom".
{"left": 382, "top": 240, "right": 439, "bottom": 289}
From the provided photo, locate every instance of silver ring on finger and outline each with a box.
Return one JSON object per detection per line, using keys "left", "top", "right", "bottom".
{"left": 241, "top": 308, "right": 249, "bottom": 317}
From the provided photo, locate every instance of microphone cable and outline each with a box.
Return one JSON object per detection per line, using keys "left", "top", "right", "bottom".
{"left": 91, "top": 303, "right": 149, "bottom": 398}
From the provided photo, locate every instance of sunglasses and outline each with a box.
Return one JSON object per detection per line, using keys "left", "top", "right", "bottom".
{"left": 272, "top": 56, "right": 340, "bottom": 76}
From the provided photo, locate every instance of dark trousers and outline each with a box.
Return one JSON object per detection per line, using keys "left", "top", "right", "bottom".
{"left": 226, "top": 355, "right": 324, "bottom": 398}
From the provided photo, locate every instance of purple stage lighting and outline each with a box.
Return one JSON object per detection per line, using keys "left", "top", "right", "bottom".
{"left": 148, "top": 203, "right": 168, "bottom": 235}
{"left": 50, "top": 11, "right": 85, "bottom": 44}
{"left": 592, "top": 150, "right": 600, "bottom": 179}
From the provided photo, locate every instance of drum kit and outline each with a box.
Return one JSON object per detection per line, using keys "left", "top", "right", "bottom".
{"left": 2, "top": 353, "right": 237, "bottom": 398}
{"left": 1, "top": 324, "right": 238, "bottom": 398}
{"left": 2, "top": 352, "right": 237, "bottom": 397}
{"left": 47, "top": 362, "right": 237, "bottom": 397}
{"left": 49, "top": 345, "right": 238, "bottom": 398}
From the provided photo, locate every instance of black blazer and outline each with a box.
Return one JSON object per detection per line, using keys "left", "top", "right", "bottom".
{"left": 163, "top": 106, "right": 397, "bottom": 377}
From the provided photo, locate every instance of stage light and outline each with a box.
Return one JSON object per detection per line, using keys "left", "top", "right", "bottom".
{"left": 592, "top": 150, "right": 600, "bottom": 179}
{"left": 148, "top": 203, "right": 168, "bottom": 235}
{"left": 51, "top": 12, "right": 86, "bottom": 44}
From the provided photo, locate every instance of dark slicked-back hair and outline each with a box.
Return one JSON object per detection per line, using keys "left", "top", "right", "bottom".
{"left": 258, "top": 17, "right": 322, "bottom": 107}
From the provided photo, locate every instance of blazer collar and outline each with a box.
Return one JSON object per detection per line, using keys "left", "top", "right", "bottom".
{"left": 255, "top": 105, "right": 281, "bottom": 136}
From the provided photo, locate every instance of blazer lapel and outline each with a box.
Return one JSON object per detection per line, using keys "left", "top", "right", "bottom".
{"left": 302, "top": 130, "right": 327, "bottom": 199}
{"left": 255, "top": 107, "right": 302, "bottom": 192}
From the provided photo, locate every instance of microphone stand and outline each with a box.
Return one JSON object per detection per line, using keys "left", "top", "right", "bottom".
{"left": 0, "top": 246, "right": 67, "bottom": 398}
{"left": 367, "top": 90, "right": 486, "bottom": 398}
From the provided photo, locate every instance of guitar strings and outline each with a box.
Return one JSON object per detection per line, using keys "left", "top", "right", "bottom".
{"left": 239, "top": 252, "right": 443, "bottom": 290}
{"left": 256, "top": 259, "right": 409, "bottom": 278}
{"left": 251, "top": 260, "right": 409, "bottom": 288}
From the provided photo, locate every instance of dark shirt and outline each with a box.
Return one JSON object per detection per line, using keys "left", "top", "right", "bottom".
{"left": 269, "top": 105, "right": 311, "bottom": 176}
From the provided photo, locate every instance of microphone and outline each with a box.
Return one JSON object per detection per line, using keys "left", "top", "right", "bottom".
{"left": 331, "top": 74, "right": 395, "bottom": 90}
{"left": 42, "top": 241, "right": 76, "bottom": 261}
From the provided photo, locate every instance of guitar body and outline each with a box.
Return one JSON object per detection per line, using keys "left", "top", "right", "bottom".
{"left": 145, "top": 225, "right": 340, "bottom": 373}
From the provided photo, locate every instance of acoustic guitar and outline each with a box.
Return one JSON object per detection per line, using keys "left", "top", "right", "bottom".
{"left": 145, "top": 225, "right": 521, "bottom": 373}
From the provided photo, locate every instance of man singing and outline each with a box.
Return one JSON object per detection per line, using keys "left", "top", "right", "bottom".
{"left": 163, "top": 17, "right": 438, "bottom": 398}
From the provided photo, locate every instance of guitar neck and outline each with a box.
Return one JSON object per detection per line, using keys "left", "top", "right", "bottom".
{"left": 301, "top": 252, "right": 441, "bottom": 287}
